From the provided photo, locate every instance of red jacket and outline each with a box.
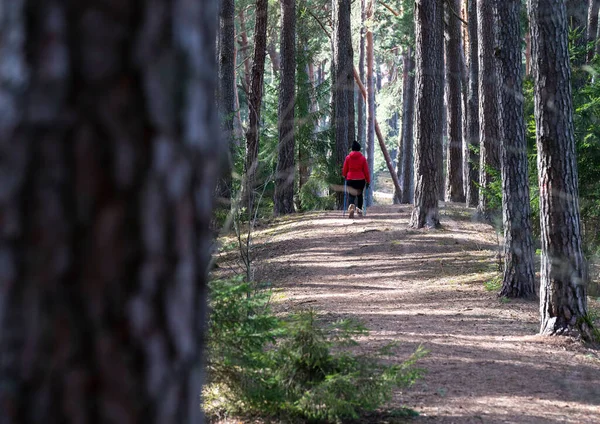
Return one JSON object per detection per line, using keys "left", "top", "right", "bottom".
{"left": 342, "top": 151, "right": 370, "bottom": 183}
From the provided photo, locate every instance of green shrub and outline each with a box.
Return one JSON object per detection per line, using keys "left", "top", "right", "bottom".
{"left": 298, "top": 176, "right": 336, "bottom": 211}
{"left": 205, "top": 277, "right": 427, "bottom": 423}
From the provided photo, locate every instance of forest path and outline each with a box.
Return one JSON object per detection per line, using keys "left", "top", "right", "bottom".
{"left": 250, "top": 202, "right": 600, "bottom": 424}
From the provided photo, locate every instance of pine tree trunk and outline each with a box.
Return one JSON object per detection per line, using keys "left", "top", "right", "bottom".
{"left": 357, "top": 0, "right": 366, "bottom": 147}
{"left": 0, "top": 1, "right": 224, "bottom": 422}
{"left": 333, "top": 0, "right": 355, "bottom": 208}
{"left": 366, "top": 0, "right": 376, "bottom": 207}
{"left": 410, "top": 0, "right": 444, "bottom": 228}
{"left": 466, "top": 0, "right": 480, "bottom": 207}
{"left": 529, "top": 0, "right": 593, "bottom": 340}
{"left": 274, "top": 0, "right": 296, "bottom": 215}
{"left": 477, "top": 0, "right": 500, "bottom": 217}
{"left": 244, "top": 0, "right": 268, "bottom": 210}
{"left": 238, "top": 8, "right": 253, "bottom": 91}
{"left": 233, "top": 36, "right": 245, "bottom": 140}
{"left": 218, "top": 0, "right": 237, "bottom": 203}
{"left": 397, "top": 47, "right": 415, "bottom": 204}
{"left": 587, "top": 0, "right": 600, "bottom": 62}
{"left": 496, "top": 0, "right": 536, "bottom": 299}
{"left": 445, "top": 0, "right": 465, "bottom": 203}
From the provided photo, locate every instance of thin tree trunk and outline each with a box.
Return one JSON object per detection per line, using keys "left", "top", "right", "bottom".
{"left": 267, "top": 26, "right": 281, "bottom": 76}
{"left": 496, "top": 0, "right": 536, "bottom": 298}
{"left": 410, "top": 0, "right": 444, "bottom": 228}
{"left": 396, "top": 47, "right": 415, "bottom": 204}
{"left": 529, "top": 0, "right": 593, "bottom": 340}
{"left": 477, "top": 0, "right": 500, "bottom": 218}
{"left": 0, "top": 1, "right": 224, "bottom": 421}
{"left": 466, "top": 0, "right": 480, "bottom": 207}
{"left": 460, "top": 33, "right": 469, "bottom": 199}
{"left": 587, "top": 0, "right": 600, "bottom": 62}
{"left": 274, "top": 0, "right": 296, "bottom": 215}
{"left": 445, "top": 0, "right": 465, "bottom": 202}
{"left": 233, "top": 35, "right": 245, "bottom": 139}
{"left": 238, "top": 8, "right": 252, "bottom": 91}
{"left": 366, "top": 0, "right": 376, "bottom": 207}
{"left": 218, "top": 0, "right": 237, "bottom": 203}
{"left": 244, "top": 0, "right": 268, "bottom": 210}
{"left": 525, "top": 30, "right": 532, "bottom": 76}
{"left": 357, "top": 0, "right": 366, "bottom": 147}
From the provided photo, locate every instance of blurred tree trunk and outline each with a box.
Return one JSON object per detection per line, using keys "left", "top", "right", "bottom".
{"left": 410, "top": 0, "right": 444, "bottom": 228}
{"left": 496, "top": 0, "right": 536, "bottom": 298}
{"left": 274, "top": 0, "right": 296, "bottom": 215}
{"left": 244, "top": 0, "right": 268, "bottom": 210}
{"left": 477, "top": 0, "right": 500, "bottom": 218}
{"left": 466, "top": 0, "right": 480, "bottom": 207}
{"left": 445, "top": 0, "right": 465, "bottom": 203}
{"left": 587, "top": 0, "right": 600, "bottom": 62}
{"left": 529, "top": 0, "right": 593, "bottom": 340}
{"left": 0, "top": 0, "right": 224, "bottom": 422}
{"left": 366, "top": 0, "right": 376, "bottom": 207}
{"left": 332, "top": 0, "right": 355, "bottom": 208}
{"left": 218, "top": 0, "right": 237, "bottom": 203}
{"left": 238, "top": 8, "right": 253, "bottom": 91}
{"left": 567, "top": 0, "right": 588, "bottom": 88}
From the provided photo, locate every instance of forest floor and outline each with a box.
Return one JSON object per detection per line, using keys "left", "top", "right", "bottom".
{"left": 215, "top": 176, "right": 600, "bottom": 424}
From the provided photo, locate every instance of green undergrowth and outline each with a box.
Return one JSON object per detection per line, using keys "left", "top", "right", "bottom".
{"left": 204, "top": 276, "right": 427, "bottom": 423}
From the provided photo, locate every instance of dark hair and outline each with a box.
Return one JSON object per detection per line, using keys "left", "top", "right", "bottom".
{"left": 351, "top": 141, "right": 361, "bottom": 151}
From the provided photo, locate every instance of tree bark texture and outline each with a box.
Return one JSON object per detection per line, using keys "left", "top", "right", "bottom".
{"left": 366, "top": 0, "right": 376, "bottom": 207}
{"left": 332, "top": 0, "right": 355, "bottom": 208}
{"left": 0, "top": 0, "right": 225, "bottom": 422}
{"left": 587, "top": 0, "right": 600, "bottom": 62}
{"left": 274, "top": 0, "right": 296, "bottom": 215}
{"left": 496, "top": 0, "right": 536, "bottom": 299}
{"left": 466, "top": 0, "right": 480, "bottom": 207}
{"left": 477, "top": 0, "right": 500, "bottom": 217}
{"left": 445, "top": 0, "right": 465, "bottom": 203}
{"left": 410, "top": 0, "right": 444, "bottom": 228}
{"left": 528, "top": 0, "right": 592, "bottom": 339}
{"left": 244, "top": 0, "right": 268, "bottom": 210}
{"left": 218, "top": 0, "right": 236, "bottom": 202}
{"left": 397, "top": 47, "right": 415, "bottom": 204}
{"left": 357, "top": 0, "right": 366, "bottom": 147}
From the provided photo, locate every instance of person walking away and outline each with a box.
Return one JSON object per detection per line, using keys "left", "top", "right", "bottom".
{"left": 342, "top": 141, "right": 371, "bottom": 218}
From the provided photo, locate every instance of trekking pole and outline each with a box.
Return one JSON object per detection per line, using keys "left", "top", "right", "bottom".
{"left": 343, "top": 179, "right": 348, "bottom": 217}
{"left": 363, "top": 184, "right": 368, "bottom": 217}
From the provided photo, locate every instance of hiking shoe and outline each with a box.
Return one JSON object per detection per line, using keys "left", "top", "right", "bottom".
{"left": 348, "top": 204, "right": 355, "bottom": 218}
{"left": 357, "top": 208, "right": 363, "bottom": 217}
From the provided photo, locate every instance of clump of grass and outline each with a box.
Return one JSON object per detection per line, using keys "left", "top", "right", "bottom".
{"left": 205, "top": 277, "right": 427, "bottom": 423}
{"left": 483, "top": 275, "right": 502, "bottom": 292}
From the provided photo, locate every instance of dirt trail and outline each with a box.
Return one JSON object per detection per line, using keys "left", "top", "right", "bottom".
{"left": 246, "top": 202, "right": 600, "bottom": 424}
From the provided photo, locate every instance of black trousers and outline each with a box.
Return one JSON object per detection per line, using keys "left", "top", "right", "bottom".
{"left": 346, "top": 179, "right": 366, "bottom": 209}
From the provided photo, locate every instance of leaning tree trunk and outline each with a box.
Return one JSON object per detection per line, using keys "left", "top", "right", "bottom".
{"left": 496, "top": 0, "right": 536, "bottom": 299}
{"left": 366, "top": 0, "right": 376, "bottom": 207}
{"left": 529, "top": 0, "right": 593, "bottom": 340}
{"left": 398, "top": 47, "right": 415, "bottom": 204}
{"left": 274, "top": 0, "right": 296, "bottom": 215}
{"left": 445, "top": 0, "right": 465, "bottom": 203}
{"left": 410, "top": 0, "right": 444, "bottom": 228}
{"left": 587, "top": 0, "right": 600, "bottom": 62}
{"left": 244, "top": 0, "right": 268, "bottom": 211}
{"left": 218, "top": 0, "right": 237, "bottom": 203}
{"left": 0, "top": 1, "right": 225, "bottom": 422}
{"left": 466, "top": 0, "right": 480, "bottom": 208}
{"left": 477, "top": 0, "right": 501, "bottom": 218}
